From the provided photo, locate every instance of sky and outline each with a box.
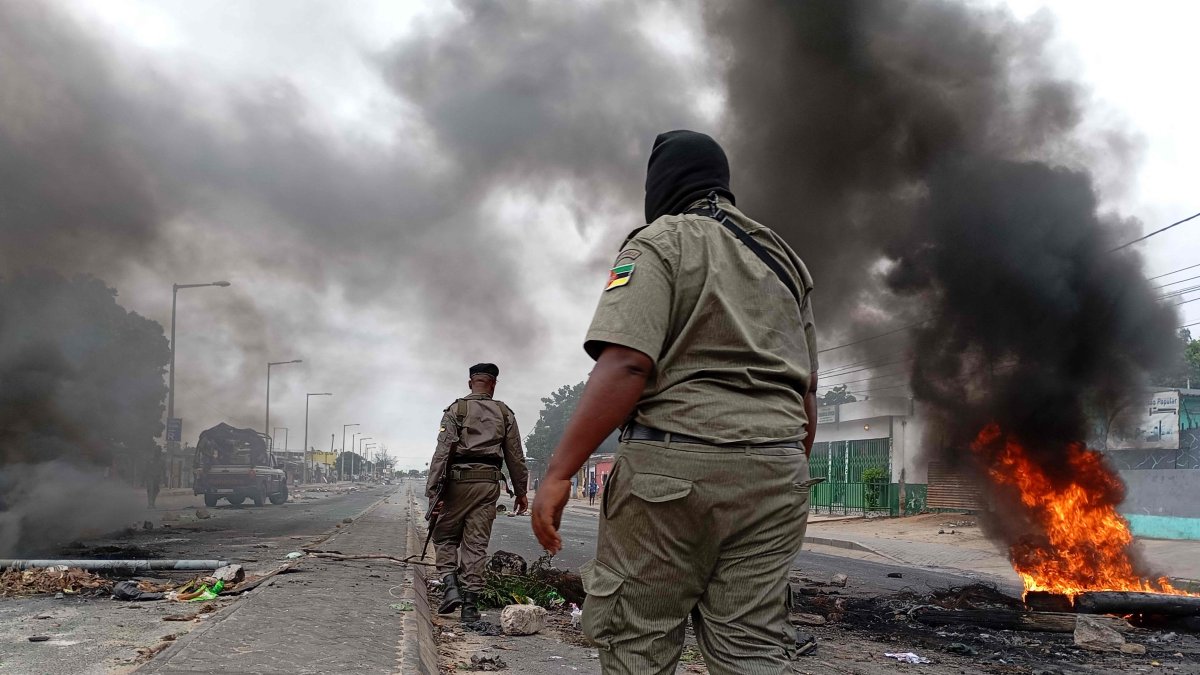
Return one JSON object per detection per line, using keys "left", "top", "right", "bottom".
{"left": 13, "top": 0, "right": 1199, "bottom": 470}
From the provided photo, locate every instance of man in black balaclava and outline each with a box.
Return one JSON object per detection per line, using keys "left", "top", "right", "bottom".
{"left": 533, "top": 130, "right": 822, "bottom": 673}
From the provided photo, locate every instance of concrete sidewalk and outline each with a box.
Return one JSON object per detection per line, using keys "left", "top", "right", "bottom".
{"left": 141, "top": 488, "right": 414, "bottom": 674}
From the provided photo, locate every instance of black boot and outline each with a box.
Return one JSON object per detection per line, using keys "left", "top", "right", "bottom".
{"left": 460, "top": 590, "right": 480, "bottom": 622}
{"left": 438, "top": 574, "right": 462, "bottom": 614}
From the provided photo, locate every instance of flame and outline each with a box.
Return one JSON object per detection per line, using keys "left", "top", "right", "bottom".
{"left": 972, "top": 423, "right": 1190, "bottom": 598}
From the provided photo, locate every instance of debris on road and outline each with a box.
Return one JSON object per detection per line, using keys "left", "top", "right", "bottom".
{"left": 212, "top": 564, "right": 245, "bottom": 585}
{"left": 112, "top": 580, "right": 165, "bottom": 601}
{"left": 500, "top": 604, "right": 547, "bottom": 635}
{"left": 0, "top": 559, "right": 228, "bottom": 572}
{"left": 830, "top": 572, "right": 849, "bottom": 587}
{"left": 487, "top": 550, "right": 528, "bottom": 577}
{"left": 1074, "top": 614, "right": 1129, "bottom": 653}
{"left": 789, "top": 612, "right": 827, "bottom": 626}
{"left": 468, "top": 649, "right": 507, "bottom": 671}
{"left": 1, "top": 566, "right": 112, "bottom": 597}
{"left": 569, "top": 602, "right": 582, "bottom": 627}
{"left": 195, "top": 508, "right": 211, "bottom": 519}
{"left": 28, "top": 635, "right": 51, "bottom": 642}
{"left": 284, "top": 551, "right": 304, "bottom": 559}
{"left": 884, "top": 651, "right": 931, "bottom": 664}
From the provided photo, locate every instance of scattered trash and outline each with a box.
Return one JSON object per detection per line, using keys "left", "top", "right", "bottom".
{"left": 284, "top": 552, "right": 304, "bottom": 559}
{"left": 830, "top": 573, "right": 848, "bottom": 587}
{"left": 1120, "top": 643, "right": 1147, "bottom": 655}
{"left": 212, "top": 564, "right": 245, "bottom": 585}
{"left": 1, "top": 566, "right": 112, "bottom": 597}
{"left": 887, "top": 572, "right": 904, "bottom": 578}
{"left": 195, "top": 508, "right": 211, "bottom": 519}
{"left": 463, "top": 620, "right": 503, "bottom": 636}
{"left": 1074, "top": 614, "right": 1127, "bottom": 653}
{"left": 884, "top": 652, "right": 931, "bottom": 664}
{"left": 112, "top": 580, "right": 165, "bottom": 601}
{"left": 342, "top": 518, "right": 353, "bottom": 524}
{"left": 570, "top": 603, "right": 583, "bottom": 627}
{"left": 789, "top": 612, "right": 826, "bottom": 626}
{"left": 390, "top": 601, "right": 415, "bottom": 612}
{"left": 28, "top": 635, "right": 50, "bottom": 642}
{"left": 946, "top": 642, "right": 977, "bottom": 656}
{"left": 501, "top": 603, "right": 547, "bottom": 635}
{"left": 794, "top": 630, "right": 817, "bottom": 656}
{"left": 487, "top": 550, "right": 529, "bottom": 577}
{"left": 468, "top": 649, "right": 507, "bottom": 671}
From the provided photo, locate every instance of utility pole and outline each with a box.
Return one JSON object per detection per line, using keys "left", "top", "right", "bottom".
{"left": 265, "top": 360, "right": 302, "bottom": 449}
{"left": 166, "top": 281, "right": 230, "bottom": 448}
{"left": 303, "top": 392, "right": 332, "bottom": 484}
{"left": 341, "top": 424, "right": 359, "bottom": 483}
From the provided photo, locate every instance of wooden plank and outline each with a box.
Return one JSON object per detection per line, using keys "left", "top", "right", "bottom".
{"left": 914, "top": 608, "right": 1132, "bottom": 633}
{"left": 1076, "top": 592, "right": 1200, "bottom": 617}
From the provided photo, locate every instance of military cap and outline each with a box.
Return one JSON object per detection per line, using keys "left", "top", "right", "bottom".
{"left": 469, "top": 363, "right": 500, "bottom": 378}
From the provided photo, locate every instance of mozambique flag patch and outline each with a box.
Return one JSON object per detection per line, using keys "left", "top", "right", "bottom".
{"left": 605, "top": 263, "right": 635, "bottom": 291}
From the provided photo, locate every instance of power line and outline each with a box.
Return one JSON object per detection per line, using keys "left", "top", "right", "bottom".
{"left": 820, "top": 358, "right": 913, "bottom": 381}
{"left": 817, "top": 321, "right": 927, "bottom": 355}
{"left": 1150, "top": 261, "right": 1200, "bottom": 281}
{"left": 1109, "top": 211, "right": 1200, "bottom": 253}
{"left": 1155, "top": 274, "right": 1200, "bottom": 290}
{"left": 821, "top": 348, "right": 911, "bottom": 376}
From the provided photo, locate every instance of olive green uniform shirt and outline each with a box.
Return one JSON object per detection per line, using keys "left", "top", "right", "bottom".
{"left": 584, "top": 198, "right": 818, "bottom": 444}
{"left": 426, "top": 393, "right": 529, "bottom": 497}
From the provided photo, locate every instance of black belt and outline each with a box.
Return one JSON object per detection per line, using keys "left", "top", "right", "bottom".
{"left": 623, "top": 423, "right": 803, "bottom": 449}
{"left": 452, "top": 455, "right": 502, "bottom": 469}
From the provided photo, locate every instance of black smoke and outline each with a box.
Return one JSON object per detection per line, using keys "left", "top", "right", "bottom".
{"left": 704, "top": 0, "right": 1177, "bottom": 555}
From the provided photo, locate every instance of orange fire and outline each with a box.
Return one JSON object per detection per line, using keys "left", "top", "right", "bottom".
{"left": 972, "top": 423, "right": 1188, "bottom": 598}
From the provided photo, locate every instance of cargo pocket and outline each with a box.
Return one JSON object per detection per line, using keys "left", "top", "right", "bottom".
{"left": 580, "top": 559, "right": 626, "bottom": 650}
{"left": 601, "top": 459, "right": 622, "bottom": 520}
{"left": 629, "top": 473, "right": 693, "bottom": 503}
{"left": 793, "top": 477, "right": 823, "bottom": 510}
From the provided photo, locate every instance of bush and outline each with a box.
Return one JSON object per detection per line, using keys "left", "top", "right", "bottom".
{"left": 861, "top": 467, "right": 888, "bottom": 509}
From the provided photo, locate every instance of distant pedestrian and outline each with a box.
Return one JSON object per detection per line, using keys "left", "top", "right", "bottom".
{"left": 426, "top": 363, "right": 530, "bottom": 622}
{"left": 588, "top": 479, "right": 599, "bottom": 506}
{"left": 145, "top": 447, "right": 164, "bottom": 509}
{"left": 532, "top": 131, "right": 819, "bottom": 674}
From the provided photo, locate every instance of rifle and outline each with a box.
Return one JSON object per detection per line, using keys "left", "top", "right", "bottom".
{"left": 422, "top": 399, "right": 469, "bottom": 557}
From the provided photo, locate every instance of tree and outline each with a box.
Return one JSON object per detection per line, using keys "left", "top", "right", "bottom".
{"left": 525, "top": 381, "right": 619, "bottom": 466}
{"left": 1152, "top": 329, "right": 1200, "bottom": 389}
{"left": 0, "top": 272, "right": 170, "bottom": 467}
{"left": 817, "top": 384, "right": 857, "bottom": 406}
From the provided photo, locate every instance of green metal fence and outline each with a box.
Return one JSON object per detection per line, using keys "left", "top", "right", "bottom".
{"left": 809, "top": 438, "right": 892, "bottom": 516}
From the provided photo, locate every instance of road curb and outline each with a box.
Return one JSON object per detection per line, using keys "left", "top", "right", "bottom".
{"left": 401, "top": 488, "right": 439, "bottom": 675}
{"left": 803, "top": 535, "right": 905, "bottom": 563}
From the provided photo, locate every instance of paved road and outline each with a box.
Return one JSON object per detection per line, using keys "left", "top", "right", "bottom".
{"left": 474, "top": 496, "right": 1021, "bottom": 598}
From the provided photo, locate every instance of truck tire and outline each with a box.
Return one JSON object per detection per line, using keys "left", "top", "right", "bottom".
{"left": 253, "top": 484, "right": 265, "bottom": 507}
{"left": 269, "top": 483, "right": 288, "bottom": 505}
{"left": 227, "top": 495, "right": 247, "bottom": 506}
{"left": 204, "top": 493, "right": 220, "bottom": 508}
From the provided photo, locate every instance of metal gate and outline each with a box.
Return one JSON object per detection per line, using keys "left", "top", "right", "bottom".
{"left": 809, "top": 438, "right": 892, "bottom": 515}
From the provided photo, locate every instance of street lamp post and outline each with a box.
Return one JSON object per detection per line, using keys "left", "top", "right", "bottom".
{"left": 303, "top": 393, "right": 332, "bottom": 484}
{"left": 357, "top": 437, "right": 372, "bottom": 480}
{"left": 341, "top": 424, "right": 359, "bottom": 482}
{"left": 364, "top": 444, "right": 378, "bottom": 480}
{"left": 167, "top": 281, "right": 231, "bottom": 446}
{"left": 265, "top": 360, "right": 302, "bottom": 449}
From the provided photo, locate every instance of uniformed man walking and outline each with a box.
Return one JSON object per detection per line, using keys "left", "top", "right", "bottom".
{"left": 146, "top": 446, "right": 164, "bottom": 509}
{"left": 427, "top": 363, "right": 529, "bottom": 621}
{"left": 531, "top": 130, "right": 819, "bottom": 674}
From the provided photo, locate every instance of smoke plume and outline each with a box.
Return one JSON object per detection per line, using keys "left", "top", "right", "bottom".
{"left": 705, "top": 0, "right": 1176, "bottom": 559}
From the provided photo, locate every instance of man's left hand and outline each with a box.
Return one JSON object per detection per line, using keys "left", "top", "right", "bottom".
{"left": 531, "top": 478, "right": 571, "bottom": 554}
{"left": 514, "top": 494, "right": 529, "bottom": 515}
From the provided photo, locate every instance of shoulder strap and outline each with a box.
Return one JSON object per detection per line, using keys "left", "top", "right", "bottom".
{"left": 687, "top": 191, "right": 804, "bottom": 312}
{"left": 455, "top": 399, "right": 469, "bottom": 427}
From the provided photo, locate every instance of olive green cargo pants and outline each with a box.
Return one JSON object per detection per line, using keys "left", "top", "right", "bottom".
{"left": 581, "top": 439, "right": 811, "bottom": 675}
{"left": 432, "top": 477, "right": 500, "bottom": 592}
